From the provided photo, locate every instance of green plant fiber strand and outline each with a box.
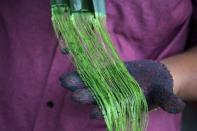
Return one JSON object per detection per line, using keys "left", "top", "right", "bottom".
{"left": 51, "top": 1, "right": 148, "bottom": 131}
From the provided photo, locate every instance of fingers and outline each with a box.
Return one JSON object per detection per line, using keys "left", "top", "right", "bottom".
{"left": 90, "top": 107, "right": 103, "bottom": 119}
{"left": 72, "top": 89, "right": 96, "bottom": 104}
{"left": 159, "top": 95, "right": 185, "bottom": 114}
{"left": 58, "top": 35, "right": 69, "bottom": 55}
{"left": 153, "top": 87, "right": 185, "bottom": 114}
{"left": 61, "top": 48, "right": 69, "bottom": 54}
{"left": 59, "top": 71, "right": 86, "bottom": 92}
{"left": 59, "top": 71, "right": 96, "bottom": 104}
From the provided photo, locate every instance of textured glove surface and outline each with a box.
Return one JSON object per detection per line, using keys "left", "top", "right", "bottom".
{"left": 59, "top": 60, "right": 185, "bottom": 118}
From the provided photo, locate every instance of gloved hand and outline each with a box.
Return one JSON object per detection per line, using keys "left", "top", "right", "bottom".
{"left": 59, "top": 60, "right": 185, "bottom": 118}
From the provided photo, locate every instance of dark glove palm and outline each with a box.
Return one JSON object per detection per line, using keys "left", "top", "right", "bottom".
{"left": 59, "top": 60, "right": 185, "bottom": 118}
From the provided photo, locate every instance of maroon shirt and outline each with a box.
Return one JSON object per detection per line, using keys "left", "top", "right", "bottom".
{"left": 0, "top": 0, "right": 196, "bottom": 131}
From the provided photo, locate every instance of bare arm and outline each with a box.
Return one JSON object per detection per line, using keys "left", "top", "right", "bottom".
{"left": 161, "top": 46, "right": 197, "bottom": 101}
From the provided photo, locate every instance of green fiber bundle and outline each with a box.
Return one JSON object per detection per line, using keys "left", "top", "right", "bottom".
{"left": 51, "top": 0, "right": 148, "bottom": 131}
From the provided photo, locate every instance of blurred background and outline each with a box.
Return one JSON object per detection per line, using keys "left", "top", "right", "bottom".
{"left": 181, "top": 102, "right": 197, "bottom": 131}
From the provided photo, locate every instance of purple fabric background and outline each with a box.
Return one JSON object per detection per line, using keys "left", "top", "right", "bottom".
{"left": 0, "top": 0, "right": 195, "bottom": 131}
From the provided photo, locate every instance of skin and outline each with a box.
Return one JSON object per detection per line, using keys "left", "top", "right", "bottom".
{"left": 161, "top": 46, "right": 197, "bottom": 101}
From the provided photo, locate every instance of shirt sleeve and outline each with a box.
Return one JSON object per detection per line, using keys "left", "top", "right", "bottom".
{"left": 187, "top": 0, "right": 197, "bottom": 47}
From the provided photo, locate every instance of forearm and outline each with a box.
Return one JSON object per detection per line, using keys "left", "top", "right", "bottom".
{"left": 161, "top": 46, "right": 197, "bottom": 101}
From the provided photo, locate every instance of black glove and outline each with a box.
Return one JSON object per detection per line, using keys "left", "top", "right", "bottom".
{"left": 59, "top": 60, "right": 185, "bottom": 118}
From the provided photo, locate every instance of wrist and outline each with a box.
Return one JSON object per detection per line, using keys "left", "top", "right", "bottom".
{"left": 160, "top": 59, "right": 181, "bottom": 97}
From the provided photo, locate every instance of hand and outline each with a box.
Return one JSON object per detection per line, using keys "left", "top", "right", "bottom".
{"left": 59, "top": 60, "right": 185, "bottom": 118}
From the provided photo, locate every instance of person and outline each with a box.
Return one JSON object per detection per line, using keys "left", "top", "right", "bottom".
{"left": 0, "top": 0, "right": 196, "bottom": 131}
